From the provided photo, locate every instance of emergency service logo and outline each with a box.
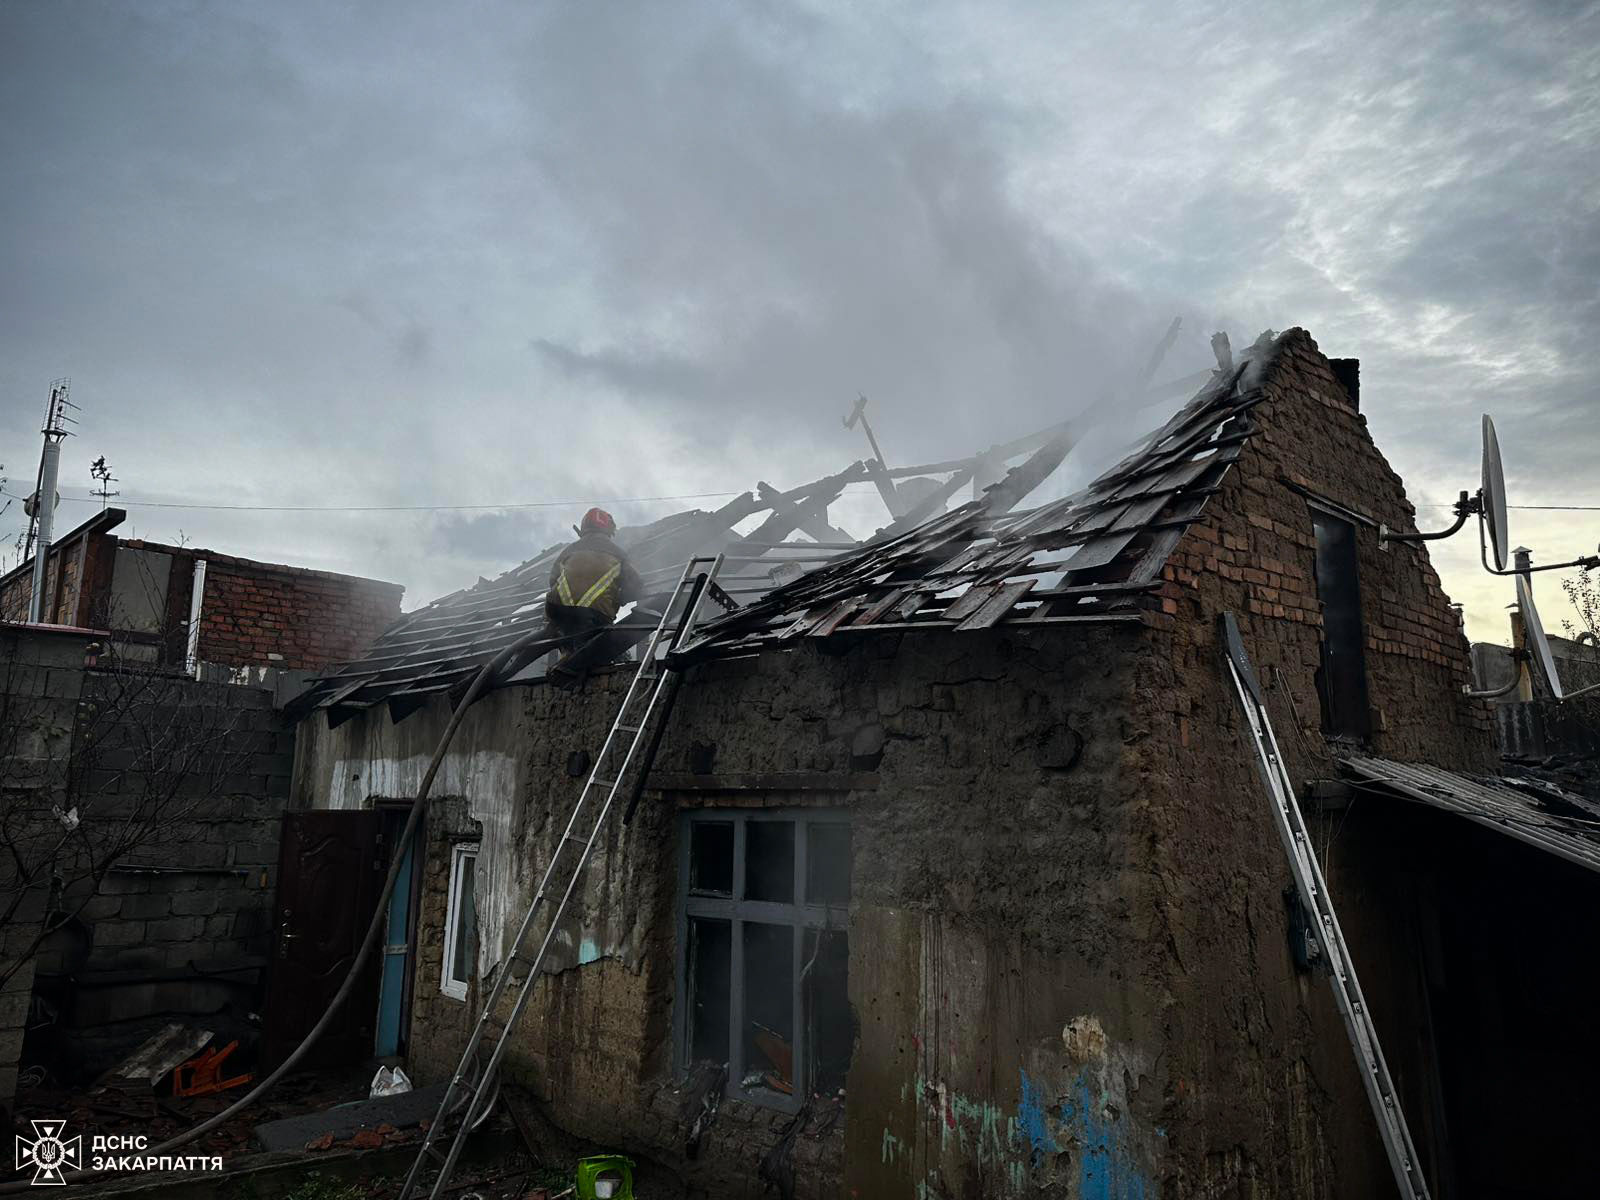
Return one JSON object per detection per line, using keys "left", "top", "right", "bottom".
{"left": 14, "top": 1120, "right": 80, "bottom": 1186}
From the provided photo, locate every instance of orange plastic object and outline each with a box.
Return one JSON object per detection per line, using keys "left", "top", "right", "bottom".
{"left": 172, "top": 1040, "right": 254, "bottom": 1097}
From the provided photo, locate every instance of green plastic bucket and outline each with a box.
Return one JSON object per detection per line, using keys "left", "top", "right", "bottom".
{"left": 576, "top": 1154, "right": 635, "bottom": 1200}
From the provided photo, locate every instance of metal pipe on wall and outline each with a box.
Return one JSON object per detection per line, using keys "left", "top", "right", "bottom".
{"left": 185, "top": 558, "right": 208, "bottom": 677}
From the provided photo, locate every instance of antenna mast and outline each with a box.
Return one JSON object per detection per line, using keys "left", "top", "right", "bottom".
{"left": 26, "top": 378, "right": 79, "bottom": 623}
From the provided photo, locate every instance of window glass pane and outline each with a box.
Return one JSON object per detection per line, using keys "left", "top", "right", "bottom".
{"left": 451, "top": 852, "right": 477, "bottom": 985}
{"left": 745, "top": 821, "right": 795, "bottom": 903}
{"left": 742, "top": 922, "right": 794, "bottom": 1095}
{"left": 689, "top": 821, "right": 734, "bottom": 896}
{"left": 687, "top": 917, "right": 731, "bottom": 1064}
{"left": 803, "top": 928, "right": 852, "bottom": 1096}
{"left": 806, "top": 823, "right": 852, "bottom": 904}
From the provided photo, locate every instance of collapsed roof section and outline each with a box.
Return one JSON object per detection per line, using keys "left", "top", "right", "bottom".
{"left": 692, "top": 339, "right": 1276, "bottom": 653}
{"left": 295, "top": 328, "right": 1283, "bottom": 725}
{"left": 293, "top": 418, "right": 1091, "bottom": 724}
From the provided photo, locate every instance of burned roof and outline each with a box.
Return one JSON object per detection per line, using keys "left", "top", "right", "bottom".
{"left": 692, "top": 347, "right": 1271, "bottom": 652}
{"left": 296, "top": 329, "right": 1282, "bottom": 724}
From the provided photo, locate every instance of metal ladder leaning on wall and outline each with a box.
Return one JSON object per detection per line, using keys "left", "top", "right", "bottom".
{"left": 1218, "top": 612, "right": 1430, "bottom": 1200}
{"left": 398, "top": 555, "right": 729, "bottom": 1200}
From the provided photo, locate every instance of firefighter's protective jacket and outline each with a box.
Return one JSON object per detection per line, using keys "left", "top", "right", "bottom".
{"left": 546, "top": 532, "right": 643, "bottom": 620}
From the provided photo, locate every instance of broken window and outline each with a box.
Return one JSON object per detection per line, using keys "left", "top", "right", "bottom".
{"left": 441, "top": 843, "right": 479, "bottom": 1001}
{"left": 1311, "top": 510, "right": 1371, "bottom": 740}
{"left": 678, "top": 812, "right": 853, "bottom": 1109}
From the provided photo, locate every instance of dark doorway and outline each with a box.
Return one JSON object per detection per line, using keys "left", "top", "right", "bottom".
{"left": 260, "top": 810, "right": 385, "bottom": 1068}
{"left": 1311, "top": 510, "right": 1371, "bottom": 739}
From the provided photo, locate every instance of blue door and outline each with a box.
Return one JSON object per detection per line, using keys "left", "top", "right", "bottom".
{"left": 375, "top": 831, "right": 416, "bottom": 1057}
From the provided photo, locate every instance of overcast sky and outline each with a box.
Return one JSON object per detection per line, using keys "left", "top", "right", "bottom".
{"left": 2, "top": 1, "right": 1596, "bottom": 641}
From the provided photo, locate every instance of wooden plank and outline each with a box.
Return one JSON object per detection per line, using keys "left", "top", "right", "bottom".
{"left": 940, "top": 582, "right": 1000, "bottom": 624}
{"left": 809, "top": 598, "right": 864, "bottom": 638}
{"left": 854, "top": 587, "right": 911, "bottom": 627}
{"left": 954, "top": 578, "right": 1036, "bottom": 631}
{"left": 893, "top": 588, "right": 931, "bottom": 619}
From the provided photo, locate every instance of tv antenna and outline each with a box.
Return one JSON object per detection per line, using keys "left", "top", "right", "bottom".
{"left": 24, "top": 378, "right": 79, "bottom": 623}
{"left": 1383, "top": 414, "right": 1600, "bottom": 576}
{"left": 90, "top": 455, "right": 119, "bottom": 509}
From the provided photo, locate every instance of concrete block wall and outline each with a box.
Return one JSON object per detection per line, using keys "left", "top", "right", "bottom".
{"left": 1, "top": 627, "right": 91, "bottom": 1112}
{"left": 3, "top": 626, "right": 296, "bottom": 1090}
{"left": 61, "top": 674, "right": 292, "bottom": 978}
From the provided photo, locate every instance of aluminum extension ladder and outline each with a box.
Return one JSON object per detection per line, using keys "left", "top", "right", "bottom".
{"left": 1219, "top": 613, "right": 1430, "bottom": 1200}
{"left": 398, "top": 555, "right": 728, "bottom": 1200}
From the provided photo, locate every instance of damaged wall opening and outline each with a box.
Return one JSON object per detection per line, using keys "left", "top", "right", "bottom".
{"left": 1311, "top": 508, "right": 1372, "bottom": 740}
{"left": 677, "top": 810, "right": 853, "bottom": 1110}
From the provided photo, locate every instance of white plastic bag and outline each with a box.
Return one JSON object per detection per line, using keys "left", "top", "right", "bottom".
{"left": 369, "top": 1065, "right": 414, "bottom": 1098}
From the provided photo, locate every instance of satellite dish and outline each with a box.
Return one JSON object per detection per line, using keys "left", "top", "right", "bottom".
{"left": 22, "top": 490, "right": 60, "bottom": 518}
{"left": 1516, "top": 571, "right": 1564, "bottom": 701}
{"left": 1481, "top": 414, "right": 1510, "bottom": 572}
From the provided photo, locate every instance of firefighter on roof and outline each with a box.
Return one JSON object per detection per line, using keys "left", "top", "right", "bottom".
{"left": 545, "top": 508, "right": 643, "bottom": 675}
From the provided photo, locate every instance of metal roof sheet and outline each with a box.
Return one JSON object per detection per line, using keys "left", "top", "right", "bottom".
{"left": 1341, "top": 754, "right": 1600, "bottom": 874}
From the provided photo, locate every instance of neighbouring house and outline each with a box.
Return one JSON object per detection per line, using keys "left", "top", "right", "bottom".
{"left": 285, "top": 329, "right": 1600, "bottom": 1199}
{"left": 0, "top": 533, "right": 403, "bottom": 1116}
{"left": 0, "top": 508, "right": 404, "bottom": 677}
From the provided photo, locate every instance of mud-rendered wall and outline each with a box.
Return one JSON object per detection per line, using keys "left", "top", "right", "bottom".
{"left": 1134, "top": 330, "right": 1499, "bottom": 1196}
{"left": 299, "top": 626, "right": 1182, "bottom": 1199}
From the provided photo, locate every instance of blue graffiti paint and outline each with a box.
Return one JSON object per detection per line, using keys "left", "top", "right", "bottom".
{"left": 1059, "top": 1072, "right": 1147, "bottom": 1200}
{"left": 578, "top": 938, "right": 602, "bottom": 965}
{"left": 1015, "top": 1070, "right": 1058, "bottom": 1167}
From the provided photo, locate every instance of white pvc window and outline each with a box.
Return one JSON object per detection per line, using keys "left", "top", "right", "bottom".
{"left": 441, "top": 843, "right": 479, "bottom": 1001}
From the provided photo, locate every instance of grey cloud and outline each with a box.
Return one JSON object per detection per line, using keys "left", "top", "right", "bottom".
{"left": 0, "top": 0, "right": 1596, "bottom": 637}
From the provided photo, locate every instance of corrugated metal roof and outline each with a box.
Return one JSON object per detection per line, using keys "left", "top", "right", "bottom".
{"left": 1341, "top": 754, "right": 1600, "bottom": 874}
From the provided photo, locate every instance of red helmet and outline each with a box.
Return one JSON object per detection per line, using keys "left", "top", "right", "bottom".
{"left": 580, "top": 507, "right": 616, "bottom": 536}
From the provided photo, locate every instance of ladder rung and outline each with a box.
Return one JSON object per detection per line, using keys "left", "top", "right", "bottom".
{"left": 618, "top": 723, "right": 643, "bottom": 733}
{"left": 591, "top": 777, "right": 618, "bottom": 790}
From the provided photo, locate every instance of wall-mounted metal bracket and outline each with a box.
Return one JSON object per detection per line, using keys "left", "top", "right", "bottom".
{"left": 1379, "top": 490, "right": 1479, "bottom": 552}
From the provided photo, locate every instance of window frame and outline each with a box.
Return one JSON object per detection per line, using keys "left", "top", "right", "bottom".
{"left": 675, "top": 808, "right": 850, "bottom": 1113}
{"left": 440, "top": 841, "right": 480, "bottom": 1002}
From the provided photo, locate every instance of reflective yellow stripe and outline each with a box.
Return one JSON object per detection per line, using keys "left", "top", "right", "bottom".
{"left": 577, "top": 564, "right": 621, "bottom": 608}
{"left": 555, "top": 571, "right": 575, "bottom": 605}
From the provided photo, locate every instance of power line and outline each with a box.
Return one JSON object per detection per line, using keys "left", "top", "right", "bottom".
{"left": 0, "top": 487, "right": 759, "bottom": 514}
{"left": 1416, "top": 503, "right": 1600, "bottom": 511}
{"left": 5, "top": 483, "right": 1596, "bottom": 518}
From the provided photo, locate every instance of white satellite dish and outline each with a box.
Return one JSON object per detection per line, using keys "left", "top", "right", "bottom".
{"left": 22, "top": 490, "right": 60, "bottom": 518}
{"left": 1481, "top": 414, "right": 1510, "bottom": 572}
{"left": 1516, "top": 571, "right": 1564, "bottom": 700}
{"left": 1514, "top": 569, "right": 1600, "bottom": 703}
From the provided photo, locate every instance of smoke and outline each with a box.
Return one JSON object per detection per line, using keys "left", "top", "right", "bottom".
{"left": 515, "top": 3, "right": 1182, "bottom": 460}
